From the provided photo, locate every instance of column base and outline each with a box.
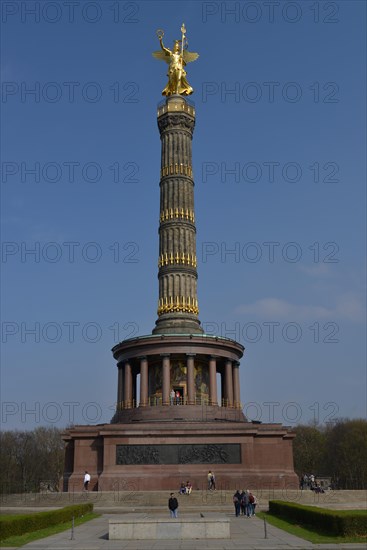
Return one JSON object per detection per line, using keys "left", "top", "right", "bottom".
{"left": 153, "top": 314, "right": 204, "bottom": 335}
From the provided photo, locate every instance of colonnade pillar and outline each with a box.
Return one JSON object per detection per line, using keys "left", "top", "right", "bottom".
{"left": 118, "top": 354, "right": 241, "bottom": 411}
{"left": 162, "top": 354, "right": 170, "bottom": 405}
{"left": 224, "top": 359, "right": 234, "bottom": 407}
{"left": 186, "top": 354, "right": 195, "bottom": 404}
{"left": 117, "top": 365, "right": 124, "bottom": 409}
{"left": 233, "top": 361, "right": 241, "bottom": 409}
{"left": 124, "top": 361, "right": 132, "bottom": 409}
{"left": 139, "top": 356, "right": 148, "bottom": 407}
{"left": 209, "top": 356, "right": 218, "bottom": 406}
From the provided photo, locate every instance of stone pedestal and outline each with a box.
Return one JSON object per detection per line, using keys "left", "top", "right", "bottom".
{"left": 109, "top": 514, "right": 230, "bottom": 540}
{"left": 63, "top": 418, "right": 297, "bottom": 492}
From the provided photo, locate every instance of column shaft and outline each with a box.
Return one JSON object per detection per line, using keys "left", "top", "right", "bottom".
{"left": 117, "top": 365, "right": 124, "bottom": 410}
{"left": 153, "top": 96, "right": 203, "bottom": 335}
{"left": 233, "top": 362, "right": 241, "bottom": 409}
{"left": 221, "top": 373, "right": 225, "bottom": 406}
{"left": 162, "top": 355, "right": 170, "bottom": 406}
{"left": 224, "top": 360, "right": 234, "bottom": 407}
{"left": 124, "top": 361, "right": 132, "bottom": 409}
{"left": 140, "top": 357, "right": 148, "bottom": 407}
{"left": 132, "top": 372, "right": 137, "bottom": 406}
{"left": 209, "top": 357, "right": 218, "bottom": 406}
{"left": 187, "top": 355, "right": 195, "bottom": 404}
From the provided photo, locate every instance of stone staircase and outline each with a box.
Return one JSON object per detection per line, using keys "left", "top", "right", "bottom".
{"left": 1, "top": 490, "right": 366, "bottom": 514}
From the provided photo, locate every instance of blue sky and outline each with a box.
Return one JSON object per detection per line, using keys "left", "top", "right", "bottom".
{"left": 1, "top": 0, "right": 366, "bottom": 430}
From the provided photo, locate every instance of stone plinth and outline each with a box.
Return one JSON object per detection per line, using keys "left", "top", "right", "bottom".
{"left": 62, "top": 420, "right": 298, "bottom": 492}
{"left": 108, "top": 513, "right": 230, "bottom": 540}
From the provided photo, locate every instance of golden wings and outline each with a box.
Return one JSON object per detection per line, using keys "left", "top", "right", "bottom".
{"left": 152, "top": 49, "right": 199, "bottom": 65}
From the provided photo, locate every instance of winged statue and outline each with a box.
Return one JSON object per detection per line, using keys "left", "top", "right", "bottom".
{"left": 152, "top": 24, "right": 199, "bottom": 96}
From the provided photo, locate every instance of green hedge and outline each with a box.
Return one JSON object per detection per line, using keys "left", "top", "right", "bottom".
{"left": 269, "top": 500, "right": 367, "bottom": 537}
{"left": 0, "top": 503, "right": 93, "bottom": 541}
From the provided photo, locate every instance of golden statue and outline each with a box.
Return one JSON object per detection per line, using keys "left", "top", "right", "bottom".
{"left": 153, "top": 24, "right": 199, "bottom": 96}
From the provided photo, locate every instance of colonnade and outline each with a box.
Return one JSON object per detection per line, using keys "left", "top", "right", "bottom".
{"left": 117, "top": 354, "right": 242, "bottom": 410}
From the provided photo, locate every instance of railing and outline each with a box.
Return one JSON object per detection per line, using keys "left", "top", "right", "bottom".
{"left": 115, "top": 398, "right": 242, "bottom": 410}
{"left": 157, "top": 97, "right": 195, "bottom": 109}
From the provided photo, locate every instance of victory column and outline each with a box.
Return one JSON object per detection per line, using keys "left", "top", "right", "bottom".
{"left": 62, "top": 26, "right": 297, "bottom": 492}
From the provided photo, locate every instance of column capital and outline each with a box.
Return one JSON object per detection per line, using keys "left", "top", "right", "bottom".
{"left": 186, "top": 353, "right": 196, "bottom": 358}
{"left": 137, "top": 355, "right": 147, "bottom": 361}
{"left": 160, "top": 353, "right": 171, "bottom": 358}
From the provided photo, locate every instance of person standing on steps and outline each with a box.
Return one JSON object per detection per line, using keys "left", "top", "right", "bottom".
{"left": 168, "top": 492, "right": 179, "bottom": 518}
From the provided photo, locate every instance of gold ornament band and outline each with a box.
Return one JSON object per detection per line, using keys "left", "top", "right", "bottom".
{"left": 160, "top": 208, "right": 195, "bottom": 223}
{"left": 160, "top": 164, "right": 193, "bottom": 178}
{"left": 158, "top": 252, "right": 197, "bottom": 268}
{"left": 158, "top": 296, "right": 199, "bottom": 316}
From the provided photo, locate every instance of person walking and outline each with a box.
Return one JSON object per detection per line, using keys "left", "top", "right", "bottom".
{"left": 241, "top": 490, "right": 249, "bottom": 517}
{"left": 239, "top": 490, "right": 247, "bottom": 515}
{"left": 168, "top": 492, "right": 179, "bottom": 518}
{"left": 210, "top": 471, "right": 216, "bottom": 490}
{"left": 233, "top": 490, "right": 241, "bottom": 517}
{"left": 207, "top": 470, "right": 213, "bottom": 490}
{"left": 207, "top": 470, "right": 215, "bottom": 490}
{"left": 83, "top": 471, "right": 90, "bottom": 491}
{"left": 170, "top": 388, "right": 175, "bottom": 405}
{"left": 248, "top": 491, "right": 255, "bottom": 517}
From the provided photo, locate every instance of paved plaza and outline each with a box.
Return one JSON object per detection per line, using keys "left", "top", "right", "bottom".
{"left": 4, "top": 512, "right": 363, "bottom": 550}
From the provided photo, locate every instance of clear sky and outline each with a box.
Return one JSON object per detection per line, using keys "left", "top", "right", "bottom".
{"left": 1, "top": 0, "right": 366, "bottom": 430}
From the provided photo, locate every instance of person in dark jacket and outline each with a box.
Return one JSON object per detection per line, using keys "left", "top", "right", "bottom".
{"left": 240, "top": 490, "right": 248, "bottom": 515}
{"left": 233, "top": 490, "right": 241, "bottom": 517}
{"left": 168, "top": 492, "right": 179, "bottom": 518}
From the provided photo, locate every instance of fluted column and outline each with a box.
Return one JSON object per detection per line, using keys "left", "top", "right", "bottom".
{"left": 224, "top": 359, "right": 234, "bottom": 407}
{"left": 233, "top": 361, "right": 241, "bottom": 409}
{"left": 153, "top": 95, "right": 203, "bottom": 335}
{"left": 187, "top": 354, "right": 195, "bottom": 404}
{"left": 209, "top": 356, "right": 218, "bottom": 406}
{"left": 124, "top": 360, "right": 132, "bottom": 409}
{"left": 139, "top": 356, "right": 148, "bottom": 407}
{"left": 162, "top": 354, "right": 170, "bottom": 406}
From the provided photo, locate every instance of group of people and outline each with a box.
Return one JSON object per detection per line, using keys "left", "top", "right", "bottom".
{"left": 170, "top": 388, "right": 182, "bottom": 405}
{"left": 179, "top": 480, "right": 192, "bottom": 494}
{"left": 300, "top": 473, "right": 325, "bottom": 492}
{"left": 232, "top": 489, "right": 257, "bottom": 517}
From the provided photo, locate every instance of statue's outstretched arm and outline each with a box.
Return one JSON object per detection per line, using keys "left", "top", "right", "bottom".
{"left": 159, "top": 38, "right": 171, "bottom": 56}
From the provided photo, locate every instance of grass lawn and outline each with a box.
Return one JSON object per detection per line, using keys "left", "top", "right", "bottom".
{"left": 0, "top": 512, "right": 100, "bottom": 547}
{"left": 257, "top": 511, "right": 367, "bottom": 545}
